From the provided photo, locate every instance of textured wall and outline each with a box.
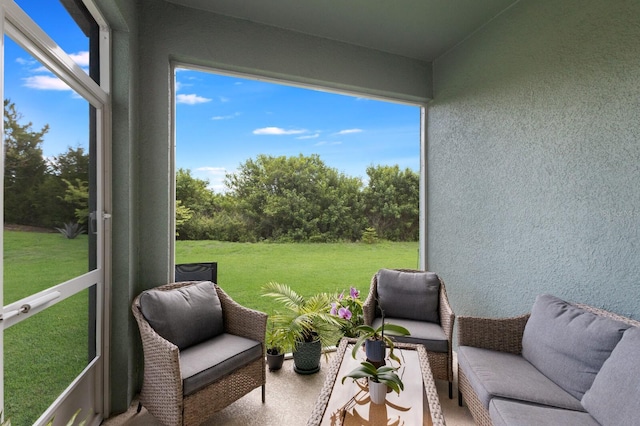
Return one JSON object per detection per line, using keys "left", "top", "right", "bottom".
{"left": 427, "top": 0, "right": 640, "bottom": 320}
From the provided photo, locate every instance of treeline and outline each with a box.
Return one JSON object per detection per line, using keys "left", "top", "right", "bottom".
{"left": 177, "top": 154, "right": 419, "bottom": 242}
{"left": 4, "top": 100, "right": 88, "bottom": 229}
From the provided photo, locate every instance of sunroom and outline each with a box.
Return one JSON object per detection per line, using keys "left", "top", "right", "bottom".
{"left": 1, "top": 0, "right": 638, "bottom": 424}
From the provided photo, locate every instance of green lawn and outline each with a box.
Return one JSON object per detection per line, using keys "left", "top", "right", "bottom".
{"left": 3, "top": 231, "right": 418, "bottom": 424}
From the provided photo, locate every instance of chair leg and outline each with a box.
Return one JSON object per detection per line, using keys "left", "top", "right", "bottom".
{"left": 137, "top": 402, "right": 142, "bottom": 413}
{"left": 262, "top": 384, "right": 266, "bottom": 403}
{"left": 449, "top": 381, "right": 453, "bottom": 399}
{"left": 458, "top": 389, "right": 463, "bottom": 407}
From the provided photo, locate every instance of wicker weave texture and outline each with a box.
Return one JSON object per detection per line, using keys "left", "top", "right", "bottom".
{"left": 362, "top": 269, "right": 455, "bottom": 385}
{"left": 132, "top": 281, "right": 267, "bottom": 426}
{"left": 457, "top": 300, "right": 640, "bottom": 426}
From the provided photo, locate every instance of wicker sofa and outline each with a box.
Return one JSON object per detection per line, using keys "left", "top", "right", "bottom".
{"left": 457, "top": 294, "right": 640, "bottom": 426}
{"left": 132, "top": 281, "right": 267, "bottom": 426}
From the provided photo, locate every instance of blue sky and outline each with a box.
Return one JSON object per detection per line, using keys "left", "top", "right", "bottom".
{"left": 5, "top": 1, "right": 421, "bottom": 193}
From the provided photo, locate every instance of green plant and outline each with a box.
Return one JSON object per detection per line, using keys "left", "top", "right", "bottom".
{"left": 351, "top": 322, "right": 410, "bottom": 363}
{"left": 54, "top": 222, "right": 85, "bottom": 239}
{"left": 341, "top": 361, "right": 404, "bottom": 395}
{"left": 261, "top": 282, "right": 343, "bottom": 351}
{"left": 330, "top": 287, "right": 364, "bottom": 338}
{"left": 361, "top": 227, "right": 378, "bottom": 244}
{"left": 266, "top": 318, "right": 289, "bottom": 354}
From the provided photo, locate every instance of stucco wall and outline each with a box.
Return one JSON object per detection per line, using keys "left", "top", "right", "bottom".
{"left": 105, "top": 0, "right": 432, "bottom": 413}
{"left": 427, "top": 0, "right": 640, "bottom": 319}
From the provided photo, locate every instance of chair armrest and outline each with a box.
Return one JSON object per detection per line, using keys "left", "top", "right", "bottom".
{"left": 216, "top": 284, "right": 268, "bottom": 344}
{"left": 362, "top": 285, "right": 377, "bottom": 326}
{"left": 457, "top": 313, "right": 530, "bottom": 354}
{"left": 439, "top": 283, "right": 455, "bottom": 342}
{"left": 131, "top": 301, "right": 183, "bottom": 412}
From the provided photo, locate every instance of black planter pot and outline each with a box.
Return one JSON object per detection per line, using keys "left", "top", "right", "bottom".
{"left": 266, "top": 351, "right": 285, "bottom": 371}
{"left": 293, "top": 338, "right": 322, "bottom": 374}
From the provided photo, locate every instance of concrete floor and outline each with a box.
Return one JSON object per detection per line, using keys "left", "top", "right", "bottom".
{"left": 103, "top": 352, "right": 475, "bottom": 425}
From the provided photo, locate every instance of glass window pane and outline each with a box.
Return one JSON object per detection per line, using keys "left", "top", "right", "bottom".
{"left": 4, "top": 289, "right": 94, "bottom": 425}
{"left": 13, "top": 0, "right": 90, "bottom": 76}
{"left": 4, "top": 37, "right": 94, "bottom": 305}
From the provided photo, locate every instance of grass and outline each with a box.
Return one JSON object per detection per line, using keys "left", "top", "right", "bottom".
{"left": 3, "top": 231, "right": 418, "bottom": 423}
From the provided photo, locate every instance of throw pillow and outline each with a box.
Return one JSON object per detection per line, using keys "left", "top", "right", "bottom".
{"left": 139, "top": 281, "right": 224, "bottom": 349}
{"left": 582, "top": 327, "right": 640, "bottom": 426}
{"left": 521, "top": 294, "right": 631, "bottom": 400}
{"left": 376, "top": 269, "right": 440, "bottom": 323}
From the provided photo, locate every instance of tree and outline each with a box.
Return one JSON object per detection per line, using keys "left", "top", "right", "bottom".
{"left": 363, "top": 165, "right": 419, "bottom": 241}
{"left": 226, "top": 154, "right": 364, "bottom": 242}
{"left": 3, "top": 99, "right": 49, "bottom": 226}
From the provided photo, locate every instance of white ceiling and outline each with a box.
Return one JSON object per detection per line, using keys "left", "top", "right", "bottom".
{"left": 164, "top": 0, "right": 519, "bottom": 62}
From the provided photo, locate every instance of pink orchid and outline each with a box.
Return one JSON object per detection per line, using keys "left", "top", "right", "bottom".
{"left": 350, "top": 287, "right": 359, "bottom": 299}
{"left": 330, "top": 302, "right": 338, "bottom": 316}
{"left": 338, "top": 307, "right": 352, "bottom": 320}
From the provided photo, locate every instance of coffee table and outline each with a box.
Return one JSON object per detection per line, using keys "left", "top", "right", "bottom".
{"left": 307, "top": 338, "right": 446, "bottom": 426}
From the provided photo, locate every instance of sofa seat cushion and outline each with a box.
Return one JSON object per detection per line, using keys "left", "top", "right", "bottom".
{"left": 180, "top": 333, "right": 263, "bottom": 396}
{"left": 458, "top": 346, "right": 584, "bottom": 411}
{"left": 582, "top": 326, "right": 640, "bottom": 426}
{"left": 372, "top": 317, "right": 448, "bottom": 353}
{"left": 522, "top": 294, "right": 630, "bottom": 400}
{"left": 376, "top": 269, "right": 440, "bottom": 323}
{"left": 139, "top": 281, "right": 224, "bottom": 350}
{"left": 489, "top": 398, "right": 600, "bottom": 426}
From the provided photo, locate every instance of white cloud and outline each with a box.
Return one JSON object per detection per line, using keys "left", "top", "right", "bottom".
{"left": 335, "top": 128, "right": 363, "bottom": 135}
{"left": 314, "top": 141, "right": 342, "bottom": 146}
{"left": 176, "top": 94, "right": 212, "bottom": 105}
{"left": 69, "top": 51, "right": 90, "bottom": 67}
{"left": 219, "top": 96, "right": 230, "bottom": 103}
{"left": 297, "top": 133, "right": 320, "bottom": 140}
{"left": 212, "top": 112, "right": 241, "bottom": 120}
{"left": 196, "top": 166, "right": 227, "bottom": 175}
{"left": 23, "top": 75, "right": 71, "bottom": 91}
{"left": 15, "top": 57, "right": 30, "bottom": 65}
{"left": 253, "top": 127, "right": 306, "bottom": 135}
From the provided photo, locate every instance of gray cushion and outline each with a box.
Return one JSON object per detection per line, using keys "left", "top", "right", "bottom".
{"left": 582, "top": 326, "right": 640, "bottom": 426}
{"left": 457, "top": 346, "right": 584, "bottom": 411}
{"left": 139, "top": 281, "right": 224, "bottom": 349}
{"left": 180, "top": 333, "right": 263, "bottom": 396}
{"left": 489, "top": 398, "right": 600, "bottom": 426}
{"left": 372, "top": 317, "right": 448, "bottom": 353}
{"left": 376, "top": 269, "right": 440, "bottom": 323}
{"left": 522, "top": 294, "right": 631, "bottom": 400}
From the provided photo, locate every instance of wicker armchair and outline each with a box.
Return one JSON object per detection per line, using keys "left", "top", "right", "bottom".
{"left": 363, "top": 268, "right": 455, "bottom": 398}
{"left": 132, "top": 281, "right": 267, "bottom": 426}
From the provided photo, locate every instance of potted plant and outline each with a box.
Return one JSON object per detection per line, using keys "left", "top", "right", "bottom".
{"left": 330, "top": 287, "right": 364, "bottom": 339}
{"left": 351, "top": 321, "right": 410, "bottom": 364}
{"left": 341, "top": 361, "right": 404, "bottom": 405}
{"left": 265, "top": 319, "right": 287, "bottom": 371}
{"left": 262, "top": 282, "right": 343, "bottom": 374}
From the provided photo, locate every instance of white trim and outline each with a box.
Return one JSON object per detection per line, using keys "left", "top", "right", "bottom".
{"left": 419, "top": 106, "right": 428, "bottom": 270}
{"left": 0, "top": 5, "right": 5, "bottom": 420}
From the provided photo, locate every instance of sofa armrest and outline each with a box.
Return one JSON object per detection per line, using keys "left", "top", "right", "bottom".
{"left": 457, "top": 313, "right": 530, "bottom": 354}
{"left": 363, "top": 275, "right": 378, "bottom": 326}
{"left": 216, "top": 284, "right": 268, "bottom": 344}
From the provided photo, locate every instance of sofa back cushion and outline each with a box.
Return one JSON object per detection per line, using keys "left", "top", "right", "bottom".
{"left": 139, "top": 281, "right": 224, "bottom": 349}
{"left": 581, "top": 326, "right": 640, "bottom": 425}
{"left": 376, "top": 269, "right": 440, "bottom": 323}
{"left": 522, "top": 294, "right": 631, "bottom": 400}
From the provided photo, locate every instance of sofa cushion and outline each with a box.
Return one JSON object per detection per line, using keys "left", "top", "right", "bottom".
{"left": 376, "top": 269, "right": 440, "bottom": 323}
{"left": 372, "top": 317, "right": 448, "bottom": 353}
{"left": 521, "top": 294, "right": 630, "bottom": 400}
{"left": 489, "top": 398, "right": 600, "bottom": 426}
{"left": 139, "top": 281, "right": 224, "bottom": 349}
{"left": 180, "top": 333, "right": 263, "bottom": 396}
{"left": 582, "top": 326, "right": 640, "bottom": 426}
{"left": 457, "top": 346, "right": 584, "bottom": 411}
